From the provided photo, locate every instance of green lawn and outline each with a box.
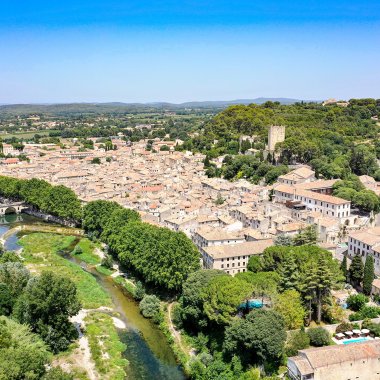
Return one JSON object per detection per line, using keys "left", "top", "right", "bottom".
{"left": 20, "top": 233, "right": 112, "bottom": 309}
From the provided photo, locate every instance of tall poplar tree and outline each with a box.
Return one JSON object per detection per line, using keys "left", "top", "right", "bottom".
{"left": 363, "top": 255, "right": 375, "bottom": 296}
{"left": 340, "top": 256, "right": 348, "bottom": 281}
{"left": 349, "top": 254, "right": 364, "bottom": 287}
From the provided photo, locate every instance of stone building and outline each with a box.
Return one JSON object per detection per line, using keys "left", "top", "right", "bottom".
{"left": 288, "top": 340, "right": 380, "bottom": 380}
{"left": 267, "top": 125, "right": 285, "bottom": 152}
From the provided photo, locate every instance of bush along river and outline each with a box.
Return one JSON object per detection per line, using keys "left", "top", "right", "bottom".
{"left": 0, "top": 213, "right": 185, "bottom": 380}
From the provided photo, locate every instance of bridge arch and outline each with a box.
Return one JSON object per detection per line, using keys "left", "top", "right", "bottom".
{"left": 4, "top": 206, "right": 17, "bottom": 214}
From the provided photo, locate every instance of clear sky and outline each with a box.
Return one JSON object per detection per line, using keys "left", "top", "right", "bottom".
{"left": 1, "top": 1, "right": 379, "bottom": 103}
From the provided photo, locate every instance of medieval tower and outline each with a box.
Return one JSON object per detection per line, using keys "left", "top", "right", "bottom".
{"left": 267, "top": 125, "right": 285, "bottom": 152}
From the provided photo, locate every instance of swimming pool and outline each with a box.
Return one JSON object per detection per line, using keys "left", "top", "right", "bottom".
{"left": 342, "top": 337, "right": 370, "bottom": 345}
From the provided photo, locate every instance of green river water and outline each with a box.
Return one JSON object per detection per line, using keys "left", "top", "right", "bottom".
{"left": 1, "top": 213, "right": 185, "bottom": 380}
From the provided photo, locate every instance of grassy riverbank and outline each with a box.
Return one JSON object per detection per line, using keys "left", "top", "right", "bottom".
{"left": 19, "top": 232, "right": 128, "bottom": 380}
{"left": 85, "top": 312, "right": 128, "bottom": 380}
{"left": 20, "top": 233, "right": 111, "bottom": 309}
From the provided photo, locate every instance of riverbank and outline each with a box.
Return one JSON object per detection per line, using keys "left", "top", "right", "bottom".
{"left": 18, "top": 232, "right": 127, "bottom": 379}
{"left": 6, "top": 221, "right": 184, "bottom": 380}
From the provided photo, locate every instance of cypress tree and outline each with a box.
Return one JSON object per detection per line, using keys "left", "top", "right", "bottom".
{"left": 278, "top": 254, "right": 300, "bottom": 292}
{"left": 349, "top": 254, "right": 364, "bottom": 287}
{"left": 340, "top": 256, "right": 348, "bottom": 281}
{"left": 363, "top": 255, "right": 375, "bottom": 296}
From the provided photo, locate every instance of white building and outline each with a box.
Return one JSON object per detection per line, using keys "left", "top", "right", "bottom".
{"left": 348, "top": 227, "right": 380, "bottom": 274}
{"left": 273, "top": 184, "right": 351, "bottom": 218}
{"left": 193, "top": 226, "right": 245, "bottom": 250}
{"left": 202, "top": 239, "right": 273, "bottom": 275}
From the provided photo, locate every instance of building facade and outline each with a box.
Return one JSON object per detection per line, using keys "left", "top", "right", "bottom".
{"left": 288, "top": 340, "right": 380, "bottom": 380}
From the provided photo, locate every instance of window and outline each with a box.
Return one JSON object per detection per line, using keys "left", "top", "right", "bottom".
{"left": 221, "top": 264, "right": 224, "bottom": 269}
{"left": 232, "top": 263, "right": 235, "bottom": 267}
{"left": 227, "top": 264, "right": 229, "bottom": 268}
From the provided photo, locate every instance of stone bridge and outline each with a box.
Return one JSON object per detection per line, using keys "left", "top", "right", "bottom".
{"left": 0, "top": 202, "right": 28, "bottom": 215}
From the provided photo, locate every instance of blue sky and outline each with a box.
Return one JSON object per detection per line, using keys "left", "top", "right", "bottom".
{"left": 0, "top": 1, "right": 379, "bottom": 103}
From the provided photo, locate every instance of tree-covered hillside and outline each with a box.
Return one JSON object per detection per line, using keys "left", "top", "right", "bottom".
{"left": 186, "top": 99, "right": 380, "bottom": 188}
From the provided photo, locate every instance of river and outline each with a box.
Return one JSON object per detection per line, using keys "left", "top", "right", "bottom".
{"left": 0, "top": 213, "right": 185, "bottom": 380}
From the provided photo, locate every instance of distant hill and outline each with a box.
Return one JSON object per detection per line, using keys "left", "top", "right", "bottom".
{"left": 0, "top": 98, "right": 317, "bottom": 116}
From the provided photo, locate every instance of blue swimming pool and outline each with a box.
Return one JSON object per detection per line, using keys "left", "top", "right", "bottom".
{"left": 238, "top": 300, "right": 263, "bottom": 310}
{"left": 343, "top": 337, "right": 370, "bottom": 345}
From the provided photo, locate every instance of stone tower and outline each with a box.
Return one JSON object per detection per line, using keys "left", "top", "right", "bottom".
{"left": 267, "top": 125, "right": 285, "bottom": 152}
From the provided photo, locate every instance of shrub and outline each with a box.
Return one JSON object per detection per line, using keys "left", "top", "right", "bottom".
{"left": 362, "top": 319, "right": 380, "bottom": 337}
{"left": 346, "top": 294, "right": 368, "bottom": 311}
{"left": 349, "top": 306, "right": 380, "bottom": 321}
{"left": 101, "top": 254, "right": 113, "bottom": 269}
{"left": 336, "top": 322, "right": 353, "bottom": 334}
{"left": 307, "top": 327, "right": 330, "bottom": 347}
{"left": 360, "top": 306, "right": 379, "bottom": 319}
{"left": 285, "top": 330, "right": 310, "bottom": 357}
{"left": 134, "top": 281, "right": 145, "bottom": 301}
{"left": 72, "top": 245, "right": 83, "bottom": 255}
{"left": 139, "top": 295, "right": 161, "bottom": 318}
{"left": 348, "top": 312, "right": 361, "bottom": 322}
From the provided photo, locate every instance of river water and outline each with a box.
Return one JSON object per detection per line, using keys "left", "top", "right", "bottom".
{"left": 0, "top": 213, "right": 185, "bottom": 380}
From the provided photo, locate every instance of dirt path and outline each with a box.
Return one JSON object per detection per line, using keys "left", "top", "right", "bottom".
{"left": 167, "top": 302, "right": 195, "bottom": 357}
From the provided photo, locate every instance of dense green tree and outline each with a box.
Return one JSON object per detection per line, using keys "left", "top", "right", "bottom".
{"left": 0, "top": 284, "right": 13, "bottom": 316}
{"left": 0, "top": 261, "right": 30, "bottom": 300}
{"left": 109, "top": 222, "right": 200, "bottom": 291}
{"left": 293, "top": 225, "right": 317, "bottom": 246}
{"left": 346, "top": 294, "right": 368, "bottom": 311}
{"left": 349, "top": 254, "right": 364, "bottom": 287}
{"left": 278, "top": 254, "right": 300, "bottom": 292}
{"left": 203, "top": 275, "right": 253, "bottom": 325}
{"left": 139, "top": 295, "right": 161, "bottom": 318}
{"left": 0, "top": 176, "right": 81, "bottom": 222}
{"left": 179, "top": 269, "right": 226, "bottom": 331}
{"left": 42, "top": 367, "right": 74, "bottom": 380}
{"left": 340, "top": 256, "right": 348, "bottom": 281}
{"left": 313, "top": 255, "right": 335, "bottom": 323}
{"left": 274, "top": 290, "right": 305, "bottom": 330}
{"left": 223, "top": 309, "right": 286, "bottom": 365}
{"left": 14, "top": 271, "right": 81, "bottom": 353}
{"left": 236, "top": 271, "right": 279, "bottom": 303}
{"left": 134, "top": 281, "right": 146, "bottom": 301}
{"left": 354, "top": 190, "right": 380, "bottom": 212}
{"left": 307, "top": 327, "right": 330, "bottom": 347}
{"left": 42, "top": 185, "right": 82, "bottom": 222}
{"left": 274, "top": 234, "right": 293, "bottom": 246}
{"left": 349, "top": 145, "right": 378, "bottom": 176}
{"left": 285, "top": 330, "right": 310, "bottom": 357}
{"left": 246, "top": 256, "right": 263, "bottom": 273}
{"left": 101, "top": 207, "right": 141, "bottom": 242}
{"left": 0, "top": 251, "right": 21, "bottom": 264}
{"left": 0, "top": 316, "right": 50, "bottom": 380}
{"left": 82, "top": 200, "right": 122, "bottom": 236}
